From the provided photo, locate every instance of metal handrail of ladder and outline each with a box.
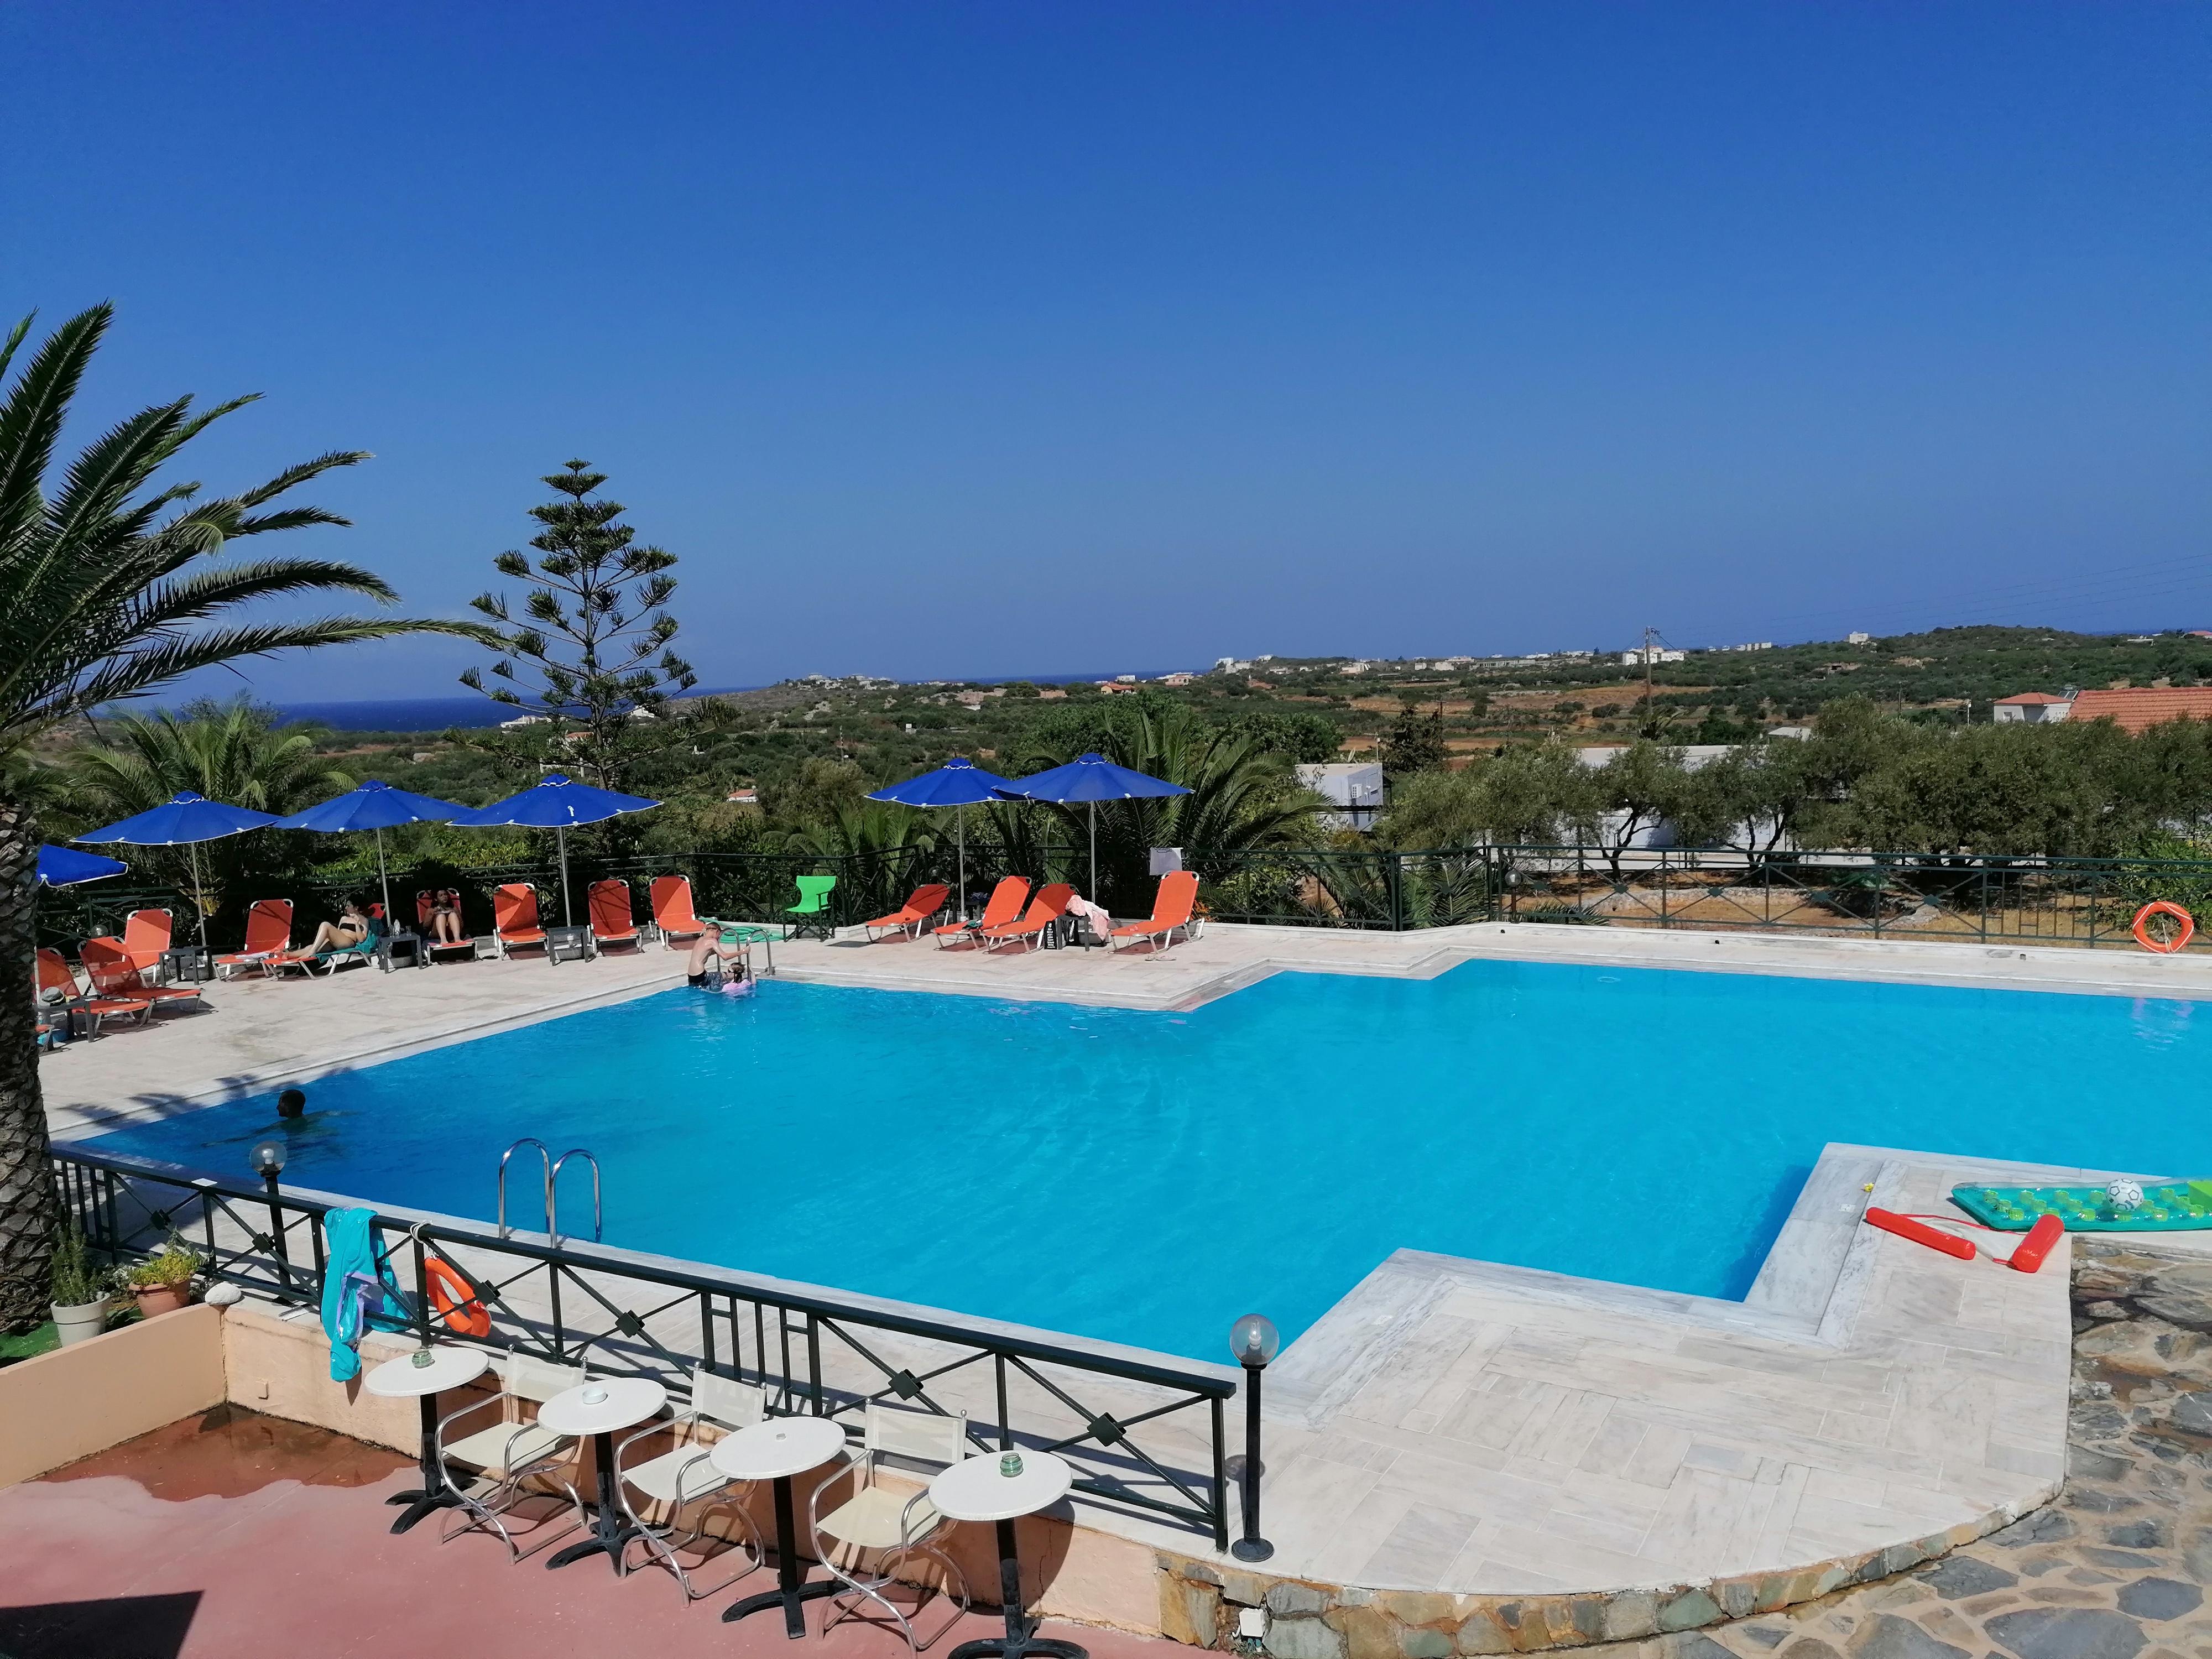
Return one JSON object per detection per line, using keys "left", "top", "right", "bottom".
{"left": 497, "top": 1138, "right": 551, "bottom": 1239}
{"left": 549, "top": 1148, "right": 603, "bottom": 1246}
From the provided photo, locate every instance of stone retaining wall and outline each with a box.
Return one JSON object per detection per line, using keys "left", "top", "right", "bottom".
{"left": 1152, "top": 1241, "right": 2212, "bottom": 1657}
{"left": 1151, "top": 1521, "right": 1999, "bottom": 1657}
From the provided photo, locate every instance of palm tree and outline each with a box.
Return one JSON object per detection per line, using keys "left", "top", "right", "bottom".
{"left": 0, "top": 305, "right": 495, "bottom": 1329}
{"left": 1007, "top": 707, "right": 1324, "bottom": 912}
{"left": 44, "top": 701, "right": 356, "bottom": 916}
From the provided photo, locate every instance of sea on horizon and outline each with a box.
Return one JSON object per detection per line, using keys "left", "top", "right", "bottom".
{"left": 254, "top": 669, "right": 1172, "bottom": 733}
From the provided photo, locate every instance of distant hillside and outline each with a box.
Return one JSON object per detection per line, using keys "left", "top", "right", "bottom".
{"left": 304, "top": 626, "right": 2212, "bottom": 795}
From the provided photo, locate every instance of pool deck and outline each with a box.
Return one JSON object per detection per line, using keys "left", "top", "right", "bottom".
{"left": 43, "top": 918, "right": 2212, "bottom": 1134}
{"left": 34, "top": 921, "right": 2212, "bottom": 1639}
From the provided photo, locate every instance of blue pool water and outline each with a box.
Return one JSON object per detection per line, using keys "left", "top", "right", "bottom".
{"left": 81, "top": 961, "right": 2209, "bottom": 1359}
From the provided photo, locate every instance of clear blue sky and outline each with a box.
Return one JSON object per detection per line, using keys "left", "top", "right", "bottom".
{"left": 6, "top": 2, "right": 2206, "bottom": 701}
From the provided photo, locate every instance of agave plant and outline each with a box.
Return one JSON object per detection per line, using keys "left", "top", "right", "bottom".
{"left": 0, "top": 304, "right": 494, "bottom": 1329}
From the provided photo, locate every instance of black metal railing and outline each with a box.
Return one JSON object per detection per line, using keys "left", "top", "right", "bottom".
{"left": 1485, "top": 845, "right": 2212, "bottom": 952}
{"left": 40, "top": 841, "right": 2212, "bottom": 956}
{"left": 50, "top": 1144, "right": 1238, "bottom": 1548}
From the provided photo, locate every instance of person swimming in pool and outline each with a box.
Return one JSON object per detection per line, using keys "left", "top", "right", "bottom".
{"left": 304, "top": 896, "right": 372, "bottom": 955}
{"left": 686, "top": 932, "right": 749, "bottom": 988}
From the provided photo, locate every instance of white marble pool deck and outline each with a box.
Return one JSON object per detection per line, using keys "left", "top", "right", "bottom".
{"left": 38, "top": 921, "right": 2209, "bottom": 1614}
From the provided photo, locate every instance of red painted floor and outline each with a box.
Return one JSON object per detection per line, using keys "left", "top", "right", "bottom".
{"left": 0, "top": 1407, "right": 1186, "bottom": 1659}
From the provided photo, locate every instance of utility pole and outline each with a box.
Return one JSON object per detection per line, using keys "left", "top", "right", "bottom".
{"left": 1642, "top": 626, "right": 1657, "bottom": 723}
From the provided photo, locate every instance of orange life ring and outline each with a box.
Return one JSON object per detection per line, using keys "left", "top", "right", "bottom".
{"left": 424, "top": 1252, "right": 491, "bottom": 1338}
{"left": 2132, "top": 901, "right": 2195, "bottom": 954}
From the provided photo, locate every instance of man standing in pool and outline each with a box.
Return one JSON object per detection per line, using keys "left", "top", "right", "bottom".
{"left": 685, "top": 932, "right": 750, "bottom": 989}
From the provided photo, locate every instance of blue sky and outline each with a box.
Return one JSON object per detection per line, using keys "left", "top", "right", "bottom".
{"left": 5, "top": 3, "right": 2206, "bottom": 701}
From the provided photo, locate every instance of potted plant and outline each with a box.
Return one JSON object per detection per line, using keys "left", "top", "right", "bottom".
{"left": 49, "top": 1222, "right": 108, "bottom": 1346}
{"left": 126, "top": 1238, "right": 204, "bottom": 1318}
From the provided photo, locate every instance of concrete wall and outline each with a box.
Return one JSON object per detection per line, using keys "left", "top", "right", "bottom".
{"left": 218, "top": 1303, "right": 431, "bottom": 1457}
{"left": 0, "top": 1305, "right": 227, "bottom": 1486}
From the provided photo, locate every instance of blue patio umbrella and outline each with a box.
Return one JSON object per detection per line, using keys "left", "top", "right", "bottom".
{"left": 999, "top": 753, "right": 1189, "bottom": 900}
{"left": 77, "top": 791, "right": 281, "bottom": 949}
{"left": 447, "top": 774, "right": 660, "bottom": 924}
{"left": 36, "top": 844, "right": 127, "bottom": 887}
{"left": 868, "top": 756, "right": 1021, "bottom": 921}
{"left": 273, "top": 779, "right": 468, "bottom": 924}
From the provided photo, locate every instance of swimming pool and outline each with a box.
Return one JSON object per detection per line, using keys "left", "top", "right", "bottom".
{"left": 81, "top": 960, "right": 2207, "bottom": 1359}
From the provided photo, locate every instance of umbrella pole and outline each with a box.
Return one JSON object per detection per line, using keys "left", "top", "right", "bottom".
{"left": 558, "top": 825, "right": 572, "bottom": 925}
{"left": 375, "top": 827, "right": 392, "bottom": 925}
{"left": 957, "top": 804, "right": 967, "bottom": 922}
{"left": 191, "top": 842, "right": 208, "bottom": 953}
{"left": 1089, "top": 802, "right": 1098, "bottom": 901}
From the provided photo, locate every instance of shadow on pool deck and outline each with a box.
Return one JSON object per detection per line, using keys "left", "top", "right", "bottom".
{"left": 0, "top": 1407, "right": 1182, "bottom": 1659}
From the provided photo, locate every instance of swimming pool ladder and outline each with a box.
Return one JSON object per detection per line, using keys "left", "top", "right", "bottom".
{"left": 496, "top": 1138, "right": 604, "bottom": 1246}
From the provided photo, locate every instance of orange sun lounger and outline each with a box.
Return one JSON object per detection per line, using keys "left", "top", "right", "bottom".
{"left": 650, "top": 875, "right": 710, "bottom": 949}
{"left": 936, "top": 877, "right": 1027, "bottom": 948}
{"left": 79, "top": 937, "right": 205, "bottom": 1013}
{"left": 863, "top": 884, "right": 951, "bottom": 942}
{"left": 119, "top": 907, "right": 173, "bottom": 973}
{"left": 493, "top": 884, "right": 548, "bottom": 957}
{"left": 215, "top": 899, "right": 294, "bottom": 978}
{"left": 588, "top": 879, "right": 642, "bottom": 952}
{"left": 983, "top": 883, "right": 1074, "bottom": 952}
{"left": 1109, "top": 870, "right": 1201, "bottom": 954}
{"left": 36, "top": 947, "right": 152, "bottom": 1032}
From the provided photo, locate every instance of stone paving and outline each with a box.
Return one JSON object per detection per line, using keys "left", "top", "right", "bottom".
{"left": 1551, "top": 1241, "right": 2212, "bottom": 1659}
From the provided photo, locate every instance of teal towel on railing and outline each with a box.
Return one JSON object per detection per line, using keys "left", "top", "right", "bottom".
{"left": 319, "top": 1208, "right": 408, "bottom": 1381}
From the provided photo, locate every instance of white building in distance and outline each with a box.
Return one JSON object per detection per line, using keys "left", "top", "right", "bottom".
{"left": 1296, "top": 762, "right": 1384, "bottom": 831}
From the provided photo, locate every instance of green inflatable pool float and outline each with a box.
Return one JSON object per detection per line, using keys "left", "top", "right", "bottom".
{"left": 1950, "top": 1179, "right": 2212, "bottom": 1232}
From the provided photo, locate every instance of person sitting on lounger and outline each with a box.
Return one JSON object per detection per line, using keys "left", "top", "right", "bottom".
{"left": 686, "top": 932, "right": 750, "bottom": 988}
{"left": 304, "top": 898, "right": 372, "bottom": 956}
{"left": 426, "top": 890, "right": 463, "bottom": 945}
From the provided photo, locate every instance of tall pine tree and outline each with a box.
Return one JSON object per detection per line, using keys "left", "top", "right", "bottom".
{"left": 463, "top": 461, "right": 699, "bottom": 789}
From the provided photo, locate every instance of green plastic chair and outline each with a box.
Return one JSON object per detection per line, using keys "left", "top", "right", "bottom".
{"left": 787, "top": 874, "right": 838, "bottom": 941}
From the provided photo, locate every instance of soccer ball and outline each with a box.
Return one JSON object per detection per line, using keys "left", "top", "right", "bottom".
{"left": 2107, "top": 1178, "right": 2145, "bottom": 1213}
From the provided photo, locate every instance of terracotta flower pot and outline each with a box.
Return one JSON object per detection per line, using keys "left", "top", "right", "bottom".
{"left": 132, "top": 1283, "right": 190, "bottom": 1318}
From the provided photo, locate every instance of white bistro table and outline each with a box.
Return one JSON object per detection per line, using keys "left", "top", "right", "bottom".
{"left": 535, "top": 1376, "right": 668, "bottom": 1572}
{"left": 364, "top": 1345, "right": 491, "bottom": 1535}
{"left": 709, "top": 1415, "right": 849, "bottom": 1637}
{"left": 929, "top": 1450, "right": 1086, "bottom": 1659}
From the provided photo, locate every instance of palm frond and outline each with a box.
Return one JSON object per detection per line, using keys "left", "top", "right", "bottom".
{"left": 0, "top": 302, "right": 109, "bottom": 548}
{"left": 123, "top": 558, "right": 407, "bottom": 633}
{"left": 49, "top": 615, "right": 495, "bottom": 734}
{"left": 0, "top": 312, "right": 32, "bottom": 388}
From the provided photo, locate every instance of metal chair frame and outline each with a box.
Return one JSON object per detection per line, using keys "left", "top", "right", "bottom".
{"left": 613, "top": 1367, "right": 769, "bottom": 1601}
{"left": 434, "top": 1352, "right": 589, "bottom": 1560}
{"left": 808, "top": 1404, "right": 972, "bottom": 1653}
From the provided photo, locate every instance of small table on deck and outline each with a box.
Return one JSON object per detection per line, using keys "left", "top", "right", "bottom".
{"left": 375, "top": 928, "right": 426, "bottom": 971}
{"left": 158, "top": 945, "right": 212, "bottom": 984}
{"left": 930, "top": 1451, "right": 1086, "bottom": 1659}
{"left": 711, "top": 1415, "right": 849, "bottom": 1637}
{"left": 536, "top": 1376, "right": 668, "bottom": 1572}
{"left": 364, "top": 1344, "right": 492, "bottom": 1533}
{"left": 545, "top": 924, "right": 597, "bottom": 965}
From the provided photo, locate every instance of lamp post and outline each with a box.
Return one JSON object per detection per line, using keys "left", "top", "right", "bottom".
{"left": 250, "top": 1138, "right": 291, "bottom": 1291}
{"left": 1228, "top": 1313, "right": 1277, "bottom": 1563}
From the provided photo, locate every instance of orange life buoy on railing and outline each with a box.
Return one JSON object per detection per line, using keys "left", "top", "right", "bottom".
{"left": 2132, "top": 901, "right": 2195, "bottom": 954}
{"left": 424, "top": 1252, "right": 491, "bottom": 1338}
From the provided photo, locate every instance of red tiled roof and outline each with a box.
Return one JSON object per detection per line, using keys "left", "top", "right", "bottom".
{"left": 1994, "top": 692, "right": 2070, "bottom": 705}
{"left": 2068, "top": 687, "right": 2212, "bottom": 734}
